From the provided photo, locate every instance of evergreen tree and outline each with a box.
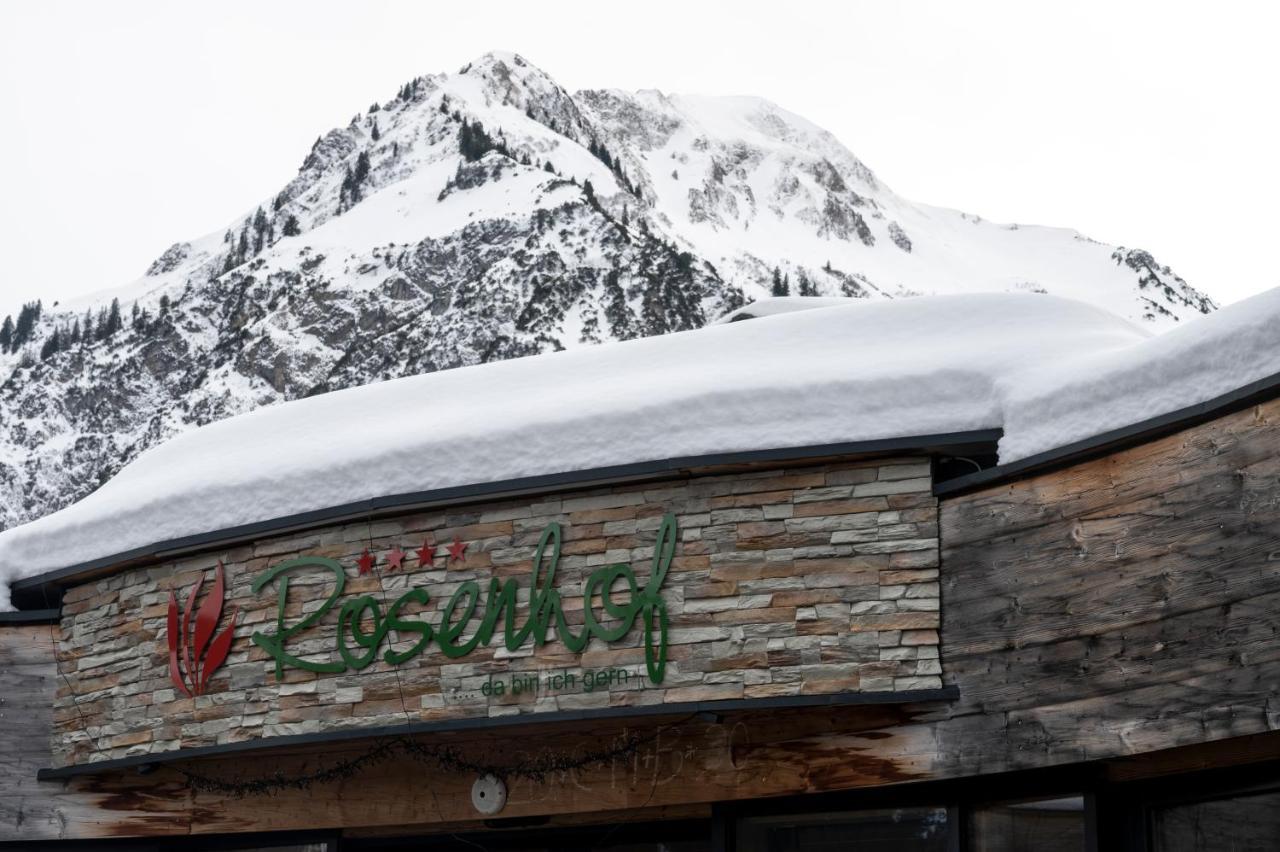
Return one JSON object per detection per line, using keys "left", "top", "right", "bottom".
{"left": 252, "top": 206, "right": 269, "bottom": 253}
{"left": 0, "top": 315, "right": 11, "bottom": 352}
{"left": 797, "top": 270, "right": 818, "bottom": 296}
{"left": 40, "top": 328, "right": 61, "bottom": 361}
{"left": 70, "top": 318, "right": 81, "bottom": 344}
{"left": 770, "top": 267, "right": 789, "bottom": 297}
{"left": 371, "top": 120, "right": 380, "bottom": 141}
{"left": 340, "top": 165, "right": 355, "bottom": 207}
{"left": 603, "top": 268, "right": 635, "bottom": 340}
{"left": 354, "top": 151, "right": 371, "bottom": 184}
{"left": 13, "top": 301, "right": 41, "bottom": 348}
{"left": 159, "top": 294, "right": 171, "bottom": 316}
{"left": 544, "top": 161, "right": 556, "bottom": 174}
{"left": 105, "top": 298, "right": 123, "bottom": 338}
{"left": 82, "top": 309, "right": 94, "bottom": 344}
{"left": 282, "top": 215, "right": 301, "bottom": 237}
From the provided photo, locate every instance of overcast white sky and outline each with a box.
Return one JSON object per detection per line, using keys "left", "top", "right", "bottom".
{"left": 1, "top": 0, "right": 1277, "bottom": 318}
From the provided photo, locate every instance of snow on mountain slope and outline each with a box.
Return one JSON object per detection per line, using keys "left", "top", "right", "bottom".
{"left": 576, "top": 86, "right": 1211, "bottom": 321}
{"left": 0, "top": 51, "right": 1216, "bottom": 533}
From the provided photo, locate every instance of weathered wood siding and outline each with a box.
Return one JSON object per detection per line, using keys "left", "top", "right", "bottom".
{"left": 936, "top": 398, "right": 1280, "bottom": 774}
{"left": 5, "top": 398, "right": 1280, "bottom": 840}
{"left": 0, "top": 626, "right": 61, "bottom": 839}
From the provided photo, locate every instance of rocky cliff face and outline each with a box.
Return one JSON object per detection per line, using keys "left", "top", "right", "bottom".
{"left": 0, "top": 51, "right": 1215, "bottom": 530}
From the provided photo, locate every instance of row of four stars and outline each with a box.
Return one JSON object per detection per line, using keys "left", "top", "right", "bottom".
{"left": 357, "top": 536, "right": 468, "bottom": 575}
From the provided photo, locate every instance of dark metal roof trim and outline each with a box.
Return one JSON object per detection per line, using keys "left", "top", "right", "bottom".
{"left": 12, "top": 430, "right": 1000, "bottom": 600}
{"left": 37, "top": 684, "right": 960, "bottom": 781}
{"left": 934, "top": 369, "right": 1280, "bottom": 497}
{"left": 0, "top": 608, "right": 60, "bottom": 625}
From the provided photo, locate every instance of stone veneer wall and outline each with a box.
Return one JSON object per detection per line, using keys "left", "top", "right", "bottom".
{"left": 52, "top": 457, "right": 941, "bottom": 767}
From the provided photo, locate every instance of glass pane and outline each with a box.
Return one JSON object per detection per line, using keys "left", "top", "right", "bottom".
{"left": 969, "top": 796, "right": 1085, "bottom": 852}
{"left": 1152, "top": 789, "right": 1280, "bottom": 851}
{"left": 737, "top": 807, "right": 949, "bottom": 852}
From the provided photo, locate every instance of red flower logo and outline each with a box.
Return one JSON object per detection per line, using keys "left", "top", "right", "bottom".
{"left": 167, "top": 561, "right": 238, "bottom": 697}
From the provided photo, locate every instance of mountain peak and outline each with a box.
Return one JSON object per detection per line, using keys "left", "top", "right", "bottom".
{"left": 0, "top": 53, "right": 1216, "bottom": 534}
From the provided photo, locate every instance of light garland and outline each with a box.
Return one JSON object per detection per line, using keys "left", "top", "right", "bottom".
{"left": 173, "top": 726, "right": 667, "bottom": 798}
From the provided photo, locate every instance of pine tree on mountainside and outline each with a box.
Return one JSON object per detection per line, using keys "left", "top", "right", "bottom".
{"left": 102, "top": 298, "right": 123, "bottom": 339}
{"left": 371, "top": 120, "right": 380, "bottom": 141}
{"left": 458, "top": 120, "right": 493, "bottom": 162}
{"left": 797, "top": 270, "right": 818, "bottom": 296}
{"left": 13, "top": 301, "right": 41, "bottom": 349}
{"left": 603, "top": 267, "right": 636, "bottom": 340}
{"left": 771, "top": 267, "right": 789, "bottom": 297}
{"left": 0, "top": 315, "right": 12, "bottom": 352}
{"left": 282, "top": 215, "right": 301, "bottom": 237}
{"left": 252, "top": 207, "right": 269, "bottom": 254}
{"left": 340, "top": 166, "right": 355, "bottom": 209}
{"left": 40, "top": 327, "right": 61, "bottom": 361}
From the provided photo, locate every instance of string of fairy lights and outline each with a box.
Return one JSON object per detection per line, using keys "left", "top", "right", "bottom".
{"left": 173, "top": 727, "right": 664, "bottom": 797}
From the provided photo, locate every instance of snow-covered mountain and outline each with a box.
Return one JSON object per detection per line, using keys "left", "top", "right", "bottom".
{"left": 0, "top": 51, "right": 1215, "bottom": 531}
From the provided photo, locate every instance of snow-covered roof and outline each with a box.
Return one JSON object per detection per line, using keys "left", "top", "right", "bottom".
{"left": 4, "top": 289, "right": 1280, "bottom": 609}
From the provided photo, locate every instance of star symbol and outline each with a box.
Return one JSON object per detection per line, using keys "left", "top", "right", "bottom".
{"left": 357, "top": 549, "right": 375, "bottom": 575}
{"left": 416, "top": 540, "right": 437, "bottom": 565}
{"left": 386, "top": 546, "right": 406, "bottom": 572}
{"left": 448, "top": 536, "right": 468, "bottom": 563}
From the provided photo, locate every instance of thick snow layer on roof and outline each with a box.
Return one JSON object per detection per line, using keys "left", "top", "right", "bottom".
{"left": 3, "top": 289, "right": 1279, "bottom": 609}
{"left": 716, "top": 297, "right": 855, "bottom": 323}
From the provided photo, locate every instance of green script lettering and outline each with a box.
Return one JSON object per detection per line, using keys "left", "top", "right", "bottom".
{"left": 249, "top": 513, "right": 676, "bottom": 683}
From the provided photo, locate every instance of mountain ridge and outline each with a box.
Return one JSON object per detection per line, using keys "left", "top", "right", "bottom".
{"left": 0, "top": 50, "right": 1215, "bottom": 530}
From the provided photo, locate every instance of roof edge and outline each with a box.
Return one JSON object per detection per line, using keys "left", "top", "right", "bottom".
{"left": 934, "top": 369, "right": 1280, "bottom": 497}
{"left": 0, "top": 608, "right": 60, "bottom": 625}
{"left": 11, "top": 430, "right": 999, "bottom": 603}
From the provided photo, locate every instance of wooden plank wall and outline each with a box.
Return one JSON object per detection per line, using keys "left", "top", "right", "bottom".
{"left": 6, "top": 398, "right": 1280, "bottom": 840}
{"left": 0, "top": 625, "right": 62, "bottom": 839}
{"left": 936, "top": 398, "right": 1280, "bottom": 776}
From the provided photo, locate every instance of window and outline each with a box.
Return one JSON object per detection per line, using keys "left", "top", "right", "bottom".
{"left": 1151, "top": 788, "right": 1280, "bottom": 851}
{"left": 737, "top": 807, "right": 950, "bottom": 852}
{"left": 968, "top": 796, "right": 1085, "bottom": 851}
